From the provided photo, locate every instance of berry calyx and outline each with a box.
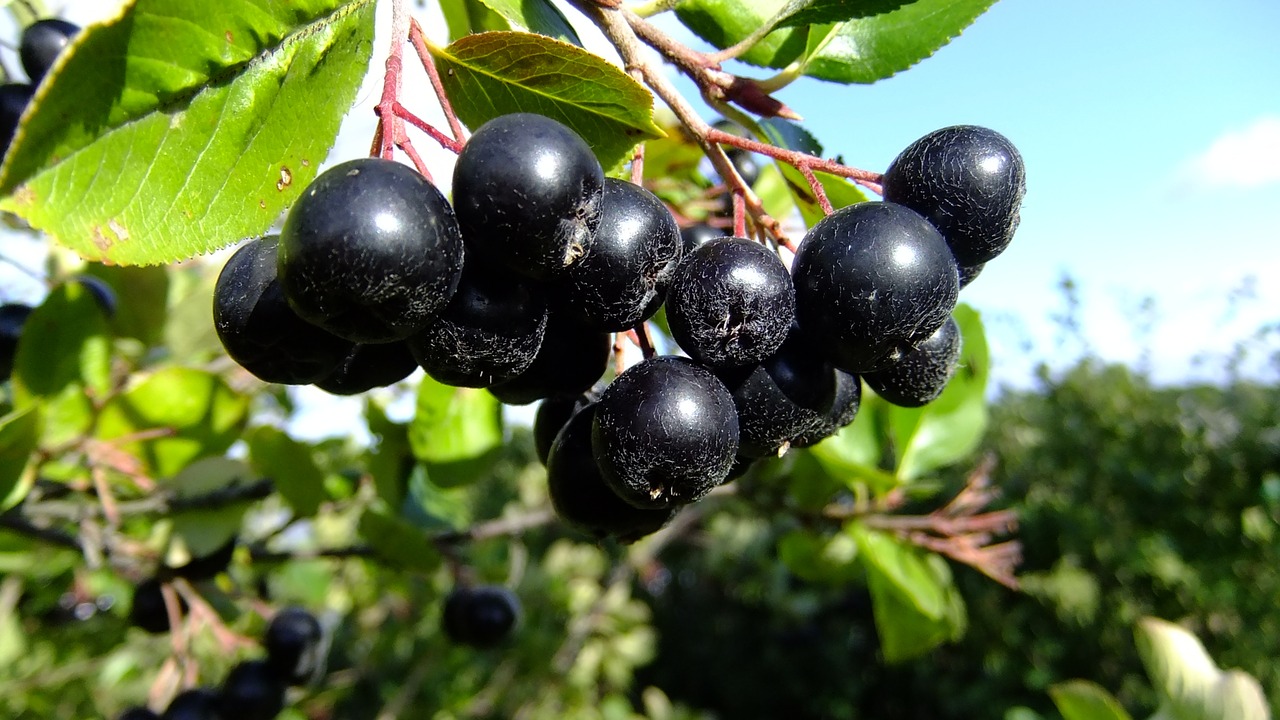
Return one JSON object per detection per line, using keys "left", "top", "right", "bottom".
{"left": 452, "top": 113, "right": 604, "bottom": 280}
{"left": 278, "top": 157, "right": 464, "bottom": 344}
{"left": 882, "top": 125, "right": 1026, "bottom": 266}
{"left": 791, "top": 201, "right": 959, "bottom": 373}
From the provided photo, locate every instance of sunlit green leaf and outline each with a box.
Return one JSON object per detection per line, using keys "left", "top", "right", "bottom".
{"left": 358, "top": 508, "right": 441, "bottom": 573}
{"left": 430, "top": 31, "right": 666, "bottom": 169}
{"left": 777, "top": 528, "right": 859, "bottom": 584}
{"left": 13, "top": 280, "right": 111, "bottom": 400}
{"left": 96, "top": 367, "right": 250, "bottom": 478}
{"left": 0, "top": 0, "right": 377, "bottom": 266}
{"left": 780, "top": 0, "right": 913, "bottom": 27}
{"left": 0, "top": 408, "right": 40, "bottom": 507}
{"left": 164, "top": 457, "right": 256, "bottom": 557}
{"left": 1048, "top": 680, "right": 1135, "bottom": 720}
{"left": 1135, "top": 617, "right": 1271, "bottom": 720}
{"left": 366, "top": 400, "right": 412, "bottom": 509}
{"left": 675, "top": 0, "right": 807, "bottom": 69}
{"left": 851, "top": 524, "right": 943, "bottom": 618}
{"left": 248, "top": 426, "right": 325, "bottom": 517}
{"left": 475, "top": 0, "right": 582, "bottom": 45}
{"left": 855, "top": 526, "right": 964, "bottom": 661}
{"left": 409, "top": 376, "right": 503, "bottom": 488}
{"left": 83, "top": 264, "right": 170, "bottom": 347}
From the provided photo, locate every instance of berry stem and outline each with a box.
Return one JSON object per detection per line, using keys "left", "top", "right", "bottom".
{"left": 393, "top": 102, "right": 463, "bottom": 154}
{"left": 731, "top": 190, "right": 746, "bottom": 237}
{"left": 372, "top": 0, "right": 409, "bottom": 162}
{"left": 798, "top": 163, "right": 833, "bottom": 215}
{"left": 629, "top": 138, "right": 645, "bottom": 185}
{"left": 408, "top": 19, "right": 466, "bottom": 145}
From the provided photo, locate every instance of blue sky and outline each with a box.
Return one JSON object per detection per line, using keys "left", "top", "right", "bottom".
{"left": 2, "top": 0, "right": 1277, "bottom": 404}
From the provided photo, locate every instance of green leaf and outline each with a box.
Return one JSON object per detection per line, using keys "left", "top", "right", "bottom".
{"left": 439, "top": 0, "right": 513, "bottom": 41}
{"left": 890, "top": 304, "right": 990, "bottom": 481}
{"left": 0, "top": 0, "right": 377, "bottom": 266}
{"left": 430, "top": 31, "right": 666, "bottom": 169}
{"left": 475, "top": 0, "right": 582, "bottom": 45}
{"left": 248, "top": 426, "right": 325, "bottom": 517}
{"left": 0, "top": 408, "right": 40, "bottom": 507}
{"left": 807, "top": 396, "right": 898, "bottom": 494}
{"left": 96, "top": 367, "right": 250, "bottom": 478}
{"left": 409, "top": 376, "right": 503, "bottom": 488}
{"left": 83, "top": 264, "right": 170, "bottom": 347}
{"left": 404, "top": 464, "right": 472, "bottom": 532}
{"left": 12, "top": 280, "right": 111, "bottom": 401}
{"left": 366, "top": 400, "right": 412, "bottom": 509}
{"left": 780, "top": 0, "right": 913, "bottom": 27}
{"left": 777, "top": 528, "right": 860, "bottom": 584}
{"left": 675, "top": 0, "right": 808, "bottom": 69}
{"left": 164, "top": 457, "right": 256, "bottom": 557}
{"left": 1135, "top": 617, "right": 1271, "bottom": 720}
{"left": 798, "top": 0, "right": 998, "bottom": 84}
{"left": 358, "top": 508, "right": 441, "bottom": 573}
{"left": 852, "top": 524, "right": 944, "bottom": 619}
{"left": 1048, "top": 680, "right": 1135, "bottom": 720}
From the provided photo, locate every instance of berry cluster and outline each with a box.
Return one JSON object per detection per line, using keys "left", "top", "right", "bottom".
{"left": 213, "top": 114, "right": 1023, "bottom": 544}
{"left": 1, "top": 17, "right": 79, "bottom": 156}
{"left": 116, "top": 607, "right": 325, "bottom": 720}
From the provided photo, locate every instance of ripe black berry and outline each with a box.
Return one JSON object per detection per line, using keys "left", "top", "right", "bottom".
{"left": 958, "top": 262, "right": 984, "bottom": 289}
{"left": 161, "top": 689, "right": 220, "bottom": 720}
{"left": 214, "top": 235, "right": 354, "bottom": 385}
{"left": 882, "top": 125, "right": 1026, "bottom": 266}
{"left": 666, "top": 237, "right": 795, "bottom": 368}
{"left": 442, "top": 586, "right": 521, "bottom": 648}
{"left": 863, "top": 315, "right": 961, "bottom": 407}
{"left": 452, "top": 113, "right": 603, "bottom": 280}
{"left": 19, "top": 18, "right": 79, "bottom": 83}
{"left": 117, "top": 707, "right": 160, "bottom": 720}
{"left": 592, "top": 356, "right": 739, "bottom": 509}
{"left": 407, "top": 261, "right": 547, "bottom": 388}
{"left": 129, "top": 577, "right": 186, "bottom": 634}
{"left": 791, "top": 369, "right": 861, "bottom": 448}
{"left": 561, "top": 178, "right": 682, "bottom": 331}
{"left": 278, "top": 158, "right": 464, "bottom": 344}
{"left": 314, "top": 341, "right": 417, "bottom": 395}
{"left": 74, "top": 275, "right": 118, "bottom": 317}
{"left": 717, "top": 325, "right": 839, "bottom": 458}
{"left": 0, "top": 83, "right": 35, "bottom": 156}
{"left": 680, "top": 223, "right": 728, "bottom": 254}
{"left": 533, "top": 391, "right": 595, "bottom": 465}
{"left": 547, "top": 402, "right": 675, "bottom": 542}
{"left": 488, "top": 309, "right": 609, "bottom": 405}
{"left": 218, "top": 660, "right": 286, "bottom": 720}
{"left": 265, "top": 606, "right": 324, "bottom": 685}
{"left": 0, "top": 303, "right": 34, "bottom": 382}
{"left": 792, "top": 201, "right": 958, "bottom": 373}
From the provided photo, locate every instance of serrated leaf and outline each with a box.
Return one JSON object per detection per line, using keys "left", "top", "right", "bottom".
{"left": 248, "top": 426, "right": 325, "bottom": 517}
{"left": 358, "top": 508, "right": 441, "bottom": 573}
{"left": 780, "top": 0, "right": 913, "bottom": 27}
{"left": 96, "top": 367, "right": 250, "bottom": 478}
{"left": 430, "top": 31, "right": 665, "bottom": 168}
{"left": 0, "top": 407, "right": 40, "bottom": 507}
{"left": 476, "top": 0, "right": 582, "bottom": 45}
{"left": 798, "top": 0, "right": 998, "bottom": 84}
{"left": 439, "top": 0, "right": 513, "bottom": 41}
{"left": 1048, "top": 680, "right": 1135, "bottom": 720}
{"left": 675, "top": 0, "right": 808, "bottom": 69}
{"left": 891, "top": 304, "right": 989, "bottom": 481}
{"left": 0, "top": 0, "right": 377, "bottom": 266}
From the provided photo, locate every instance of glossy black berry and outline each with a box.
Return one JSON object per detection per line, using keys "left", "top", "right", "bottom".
{"left": 161, "top": 689, "right": 220, "bottom": 720}
{"left": 792, "top": 201, "right": 958, "bottom": 373}
{"left": 679, "top": 223, "right": 728, "bottom": 254}
{"left": 592, "top": 356, "right": 739, "bottom": 509}
{"left": 958, "top": 262, "right": 984, "bottom": 289}
{"left": 791, "top": 369, "right": 861, "bottom": 448}
{"left": 314, "top": 341, "right": 417, "bottom": 395}
{"left": 74, "top": 274, "right": 118, "bottom": 317}
{"left": 0, "top": 303, "right": 34, "bottom": 382}
{"left": 717, "top": 325, "right": 839, "bottom": 458}
{"left": 442, "top": 586, "right": 521, "bottom": 648}
{"left": 882, "top": 125, "right": 1026, "bottom": 266}
{"left": 488, "top": 309, "right": 609, "bottom": 405}
{"left": 453, "top": 113, "right": 603, "bottom": 280}
{"left": 533, "top": 391, "right": 595, "bottom": 466}
{"left": 278, "top": 158, "right": 464, "bottom": 344}
{"left": 218, "top": 660, "right": 286, "bottom": 720}
{"left": 265, "top": 607, "right": 324, "bottom": 685}
{"left": 20, "top": 19, "right": 79, "bottom": 83}
{"left": 666, "top": 237, "right": 795, "bottom": 368}
{"left": 547, "top": 402, "right": 676, "bottom": 542}
{"left": 562, "top": 178, "right": 682, "bottom": 331}
{"left": 863, "top": 315, "right": 961, "bottom": 407}
{"left": 407, "top": 261, "right": 547, "bottom": 388}
{"left": 129, "top": 577, "right": 186, "bottom": 634}
{"left": 117, "top": 707, "right": 161, "bottom": 720}
{"left": 214, "top": 236, "right": 354, "bottom": 384}
{"left": 0, "top": 83, "right": 35, "bottom": 156}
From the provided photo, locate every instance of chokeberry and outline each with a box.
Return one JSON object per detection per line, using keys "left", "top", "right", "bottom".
{"left": 863, "top": 315, "right": 962, "bottom": 407}
{"left": 278, "top": 158, "right": 464, "bottom": 344}
{"left": 0, "top": 83, "right": 35, "bottom": 156}
{"left": 791, "top": 369, "right": 861, "bottom": 448}
{"left": 117, "top": 707, "right": 160, "bottom": 720}
{"left": 264, "top": 606, "right": 324, "bottom": 685}
{"left": 218, "top": 660, "right": 286, "bottom": 720}
{"left": 129, "top": 577, "right": 186, "bottom": 634}
{"left": 314, "top": 341, "right": 418, "bottom": 395}
{"left": 532, "top": 391, "right": 596, "bottom": 466}
{"left": 0, "top": 303, "right": 34, "bottom": 382}
{"left": 679, "top": 223, "right": 728, "bottom": 254}
{"left": 442, "top": 586, "right": 521, "bottom": 648}
{"left": 488, "top": 309, "right": 609, "bottom": 405}
{"left": 20, "top": 18, "right": 79, "bottom": 83}
{"left": 161, "top": 689, "right": 220, "bottom": 720}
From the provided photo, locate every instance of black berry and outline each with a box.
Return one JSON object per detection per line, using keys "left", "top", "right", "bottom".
{"left": 680, "top": 223, "right": 728, "bottom": 254}
{"left": 264, "top": 606, "right": 324, "bottom": 685}
{"left": 218, "top": 660, "right": 286, "bottom": 720}
{"left": 792, "top": 369, "right": 861, "bottom": 448}
{"left": 214, "top": 235, "right": 354, "bottom": 385}
{"left": 452, "top": 113, "right": 604, "bottom": 280}
{"left": 863, "top": 315, "right": 962, "bottom": 407}
{"left": 0, "top": 303, "right": 34, "bottom": 382}
{"left": 442, "top": 586, "right": 521, "bottom": 648}
{"left": 161, "top": 689, "right": 220, "bottom": 720}
{"left": 129, "top": 577, "right": 186, "bottom": 634}
{"left": 665, "top": 237, "right": 795, "bottom": 368}
{"left": 592, "top": 356, "right": 739, "bottom": 509}
{"left": 883, "top": 125, "right": 1026, "bottom": 266}
{"left": 278, "top": 158, "right": 464, "bottom": 344}
{"left": 117, "top": 707, "right": 161, "bottom": 720}
{"left": 533, "top": 391, "right": 595, "bottom": 466}
{"left": 20, "top": 18, "right": 79, "bottom": 83}
{"left": 792, "top": 201, "right": 958, "bottom": 373}
{"left": 488, "top": 309, "right": 609, "bottom": 405}
{"left": 0, "top": 83, "right": 35, "bottom": 156}
{"left": 314, "top": 341, "right": 418, "bottom": 395}
{"left": 561, "top": 178, "right": 682, "bottom": 331}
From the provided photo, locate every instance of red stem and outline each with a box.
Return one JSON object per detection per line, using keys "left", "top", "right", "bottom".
{"left": 409, "top": 19, "right": 466, "bottom": 144}
{"left": 393, "top": 102, "right": 463, "bottom": 154}
{"left": 798, "top": 164, "right": 833, "bottom": 215}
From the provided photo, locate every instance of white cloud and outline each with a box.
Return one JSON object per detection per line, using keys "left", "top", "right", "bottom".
{"left": 1184, "top": 116, "right": 1280, "bottom": 188}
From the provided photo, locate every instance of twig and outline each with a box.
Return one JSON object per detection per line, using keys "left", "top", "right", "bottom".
{"left": 409, "top": 19, "right": 466, "bottom": 145}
